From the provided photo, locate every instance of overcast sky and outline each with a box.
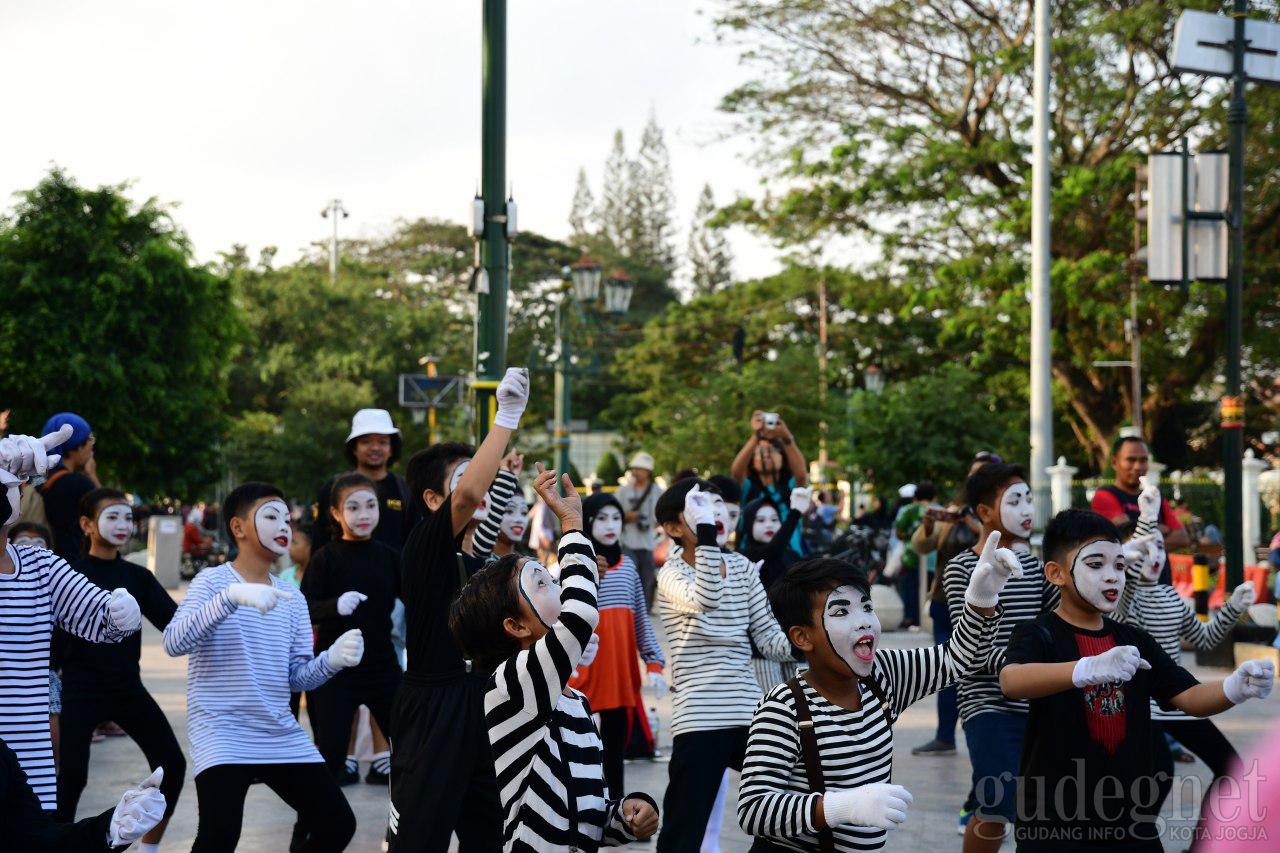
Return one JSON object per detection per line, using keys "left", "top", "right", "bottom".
{"left": 1, "top": 0, "right": 783, "bottom": 281}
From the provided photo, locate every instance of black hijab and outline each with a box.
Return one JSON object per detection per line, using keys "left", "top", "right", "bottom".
{"left": 582, "top": 491, "right": 624, "bottom": 567}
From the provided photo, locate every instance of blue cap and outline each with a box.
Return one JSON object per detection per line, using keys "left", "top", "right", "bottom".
{"left": 41, "top": 413, "right": 92, "bottom": 456}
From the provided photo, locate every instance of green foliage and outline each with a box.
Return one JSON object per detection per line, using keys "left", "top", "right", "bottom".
{"left": 0, "top": 169, "right": 236, "bottom": 495}
{"left": 595, "top": 447, "right": 625, "bottom": 485}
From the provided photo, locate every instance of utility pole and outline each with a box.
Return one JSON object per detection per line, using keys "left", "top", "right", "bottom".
{"left": 554, "top": 297, "right": 571, "bottom": 493}
{"left": 473, "top": 0, "right": 511, "bottom": 440}
{"left": 1029, "top": 0, "right": 1054, "bottom": 528}
{"left": 1129, "top": 167, "right": 1144, "bottom": 436}
{"left": 816, "top": 270, "right": 829, "bottom": 487}
{"left": 320, "top": 199, "right": 348, "bottom": 283}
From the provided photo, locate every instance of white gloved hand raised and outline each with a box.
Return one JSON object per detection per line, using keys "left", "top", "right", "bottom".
{"left": 682, "top": 485, "right": 717, "bottom": 530}
{"left": 0, "top": 424, "right": 71, "bottom": 480}
{"left": 1223, "top": 659, "right": 1274, "bottom": 704}
{"left": 1122, "top": 534, "right": 1157, "bottom": 575}
{"left": 225, "top": 583, "right": 292, "bottom": 615}
{"left": 108, "top": 588, "right": 142, "bottom": 633}
{"left": 965, "top": 531, "right": 1023, "bottom": 609}
{"left": 327, "top": 628, "right": 365, "bottom": 669}
{"left": 578, "top": 633, "right": 600, "bottom": 667}
{"left": 1228, "top": 581, "right": 1257, "bottom": 611}
{"left": 1137, "top": 476, "right": 1162, "bottom": 525}
{"left": 1072, "top": 645, "right": 1150, "bottom": 688}
{"left": 336, "top": 591, "right": 368, "bottom": 616}
{"left": 822, "top": 783, "right": 914, "bottom": 830}
{"left": 492, "top": 367, "right": 531, "bottom": 430}
{"left": 789, "top": 486, "right": 813, "bottom": 514}
{"left": 108, "top": 767, "right": 166, "bottom": 846}
{"left": 648, "top": 670, "right": 668, "bottom": 699}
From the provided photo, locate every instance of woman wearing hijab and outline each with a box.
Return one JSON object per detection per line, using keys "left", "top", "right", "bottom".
{"left": 739, "top": 488, "right": 812, "bottom": 692}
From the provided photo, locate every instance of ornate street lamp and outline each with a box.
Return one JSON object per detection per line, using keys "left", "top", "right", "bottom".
{"left": 864, "top": 364, "right": 885, "bottom": 394}
{"left": 603, "top": 270, "right": 635, "bottom": 316}
{"left": 571, "top": 253, "right": 602, "bottom": 303}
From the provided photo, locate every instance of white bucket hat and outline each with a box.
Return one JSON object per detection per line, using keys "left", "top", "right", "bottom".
{"left": 347, "top": 408, "right": 400, "bottom": 443}
{"left": 628, "top": 451, "right": 655, "bottom": 472}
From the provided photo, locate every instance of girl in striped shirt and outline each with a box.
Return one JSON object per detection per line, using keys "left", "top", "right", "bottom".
{"left": 450, "top": 466, "right": 659, "bottom": 851}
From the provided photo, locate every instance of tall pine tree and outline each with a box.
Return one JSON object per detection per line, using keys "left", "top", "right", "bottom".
{"left": 598, "top": 130, "right": 630, "bottom": 251}
{"left": 686, "top": 183, "right": 733, "bottom": 296}
{"left": 630, "top": 112, "right": 676, "bottom": 274}
{"left": 568, "top": 167, "right": 595, "bottom": 241}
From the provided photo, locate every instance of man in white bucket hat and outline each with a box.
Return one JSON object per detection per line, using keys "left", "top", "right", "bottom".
{"left": 615, "top": 451, "right": 664, "bottom": 607}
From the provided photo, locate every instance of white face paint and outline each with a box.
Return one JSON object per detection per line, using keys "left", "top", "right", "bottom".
{"left": 1145, "top": 530, "right": 1166, "bottom": 583}
{"left": 254, "top": 499, "right": 292, "bottom": 557}
{"left": 726, "top": 502, "right": 741, "bottom": 532}
{"left": 711, "top": 494, "right": 730, "bottom": 547}
{"left": 11, "top": 533, "right": 47, "bottom": 549}
{"left": 751, "top": 505, "right": 782, "bottom": 544}
{"left": 999, "top": 482, "right": 1035, "bottom": 540}
{"left": 591, "top": 505, "right": 623, "bottom": 547}
{"left": 340, "top": 488, "right": 379, "bottom": 539}
{"left": 96, "top": 503, "right": 134, "bottom": 547}
{"left": 823, "top": 585, "right": 882, "bottom": 678}
{"left": 517, "top": 558, "right": 561, "bottom": 627}
{"left": 501, "top": 495, "right": 528, "bottom": 542}
{"left": 1070, "top": 538, "right": 1126, "bottom": 613}
{"left": 447, "top": 459, "right": 488, "bottom": 521}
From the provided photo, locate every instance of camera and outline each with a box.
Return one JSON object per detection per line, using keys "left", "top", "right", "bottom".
{"left": 763, "top": 412, "right": 779, "bottom": 429}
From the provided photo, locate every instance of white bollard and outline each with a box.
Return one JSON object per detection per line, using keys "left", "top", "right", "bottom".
{"left": 1046, "top": 456, "right": 1078, "bottom": 515}
{"left": 148, "top": 515, "right": 183, "bottom": 590}
{"left": 1242, "top": 450, "right": 1270, "bottom": 556}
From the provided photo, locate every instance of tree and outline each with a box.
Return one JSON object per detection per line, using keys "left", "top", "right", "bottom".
{"left": 630, "top": 112, "right": 678, "bottom": 274}
{"left": 687, "top": 184, "right": 734, "bottom": 296}
{"left": 568, "top": 168, "right": 595, "bottom": 241}
{"left": 599, "top": 131, "right": 631, "bottom": 251}
{"left": 0, "top": 169, "right": 237, "bottom": 496}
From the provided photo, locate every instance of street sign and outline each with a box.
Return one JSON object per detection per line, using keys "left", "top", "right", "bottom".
{"left": 398, "top": 374, "right": 463, "bottom": 409}
{"left": 1144, "top": 149, "right": 1228, "bottom": 285}
{"left": 1173, "top": 10, "right": 1280, "bottom": 85}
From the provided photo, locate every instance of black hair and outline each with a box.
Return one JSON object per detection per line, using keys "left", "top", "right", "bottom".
{"left": 706, "top": 474, "right": 742, "bottom": 505}
{"left": 768, "top": 558, "right": 871, "bottom": 636}
{"left": 8, "top": 521, "right": 52, "bottom": 545}
{"left": 654, "top": 477, "right": 721, "bottom": 526}
{"left": 749, "top": 438, "right": 786, "bottom": 476}
{"left": 1042, "top": 509, "right": 1120, "bottom": 567}
{"left": 964, "top": 461, "right": 1026, "bottom": 510}
{"left": 79, "top": 488, "right": 129, "bottom": 521}
{"left": 329, "top": 473, "right": 377, "bottom": 508}
{"left": 223, "top": 482, "right": 287, "bottom": 541}
{"left": 914, "top": 481, "right": 938, "bottom": 502}
{"left": 406, "top": 441, "right": 474, "bottom": 515}
{"left": 448, "top": 553, "right": 524, "bottom": 675}
{"left": 672, "top": 467, "right": 699, "bottom": 483}
{"left": 1111, "top": 435, "right": 1147, "bottom": 457}
{"left": 344, "top": 432, "right": 403, "bottom": 469}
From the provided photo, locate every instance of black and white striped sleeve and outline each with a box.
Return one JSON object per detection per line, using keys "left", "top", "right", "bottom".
{"left": 876, "top": 602, "right": 1001, "bottom": 715}
{"left": 737, "top": 690, "right": 819, "bottom": 839}
{"left": 1180, "top": 589, "right": 1244, "bottom": 650}
{"left": 163, "top": 571, "right": 238, "bottom": 656}
{"left": 1117, "top": 517, "right": 1160, "bottom": 624}
{"left": 745, "top": 561, "right": 793, "bottom": 663}
{"left": 47, "top": 556, "right": 124, "bottom": 643}
{"left": 656, "top": 524, "right": 723, "bottom": 614}
{"left": 470, "top": 469, "right": 519, "bottom": 559}
{"left": 602, "top": 792, "right": 658, "bottom": 846}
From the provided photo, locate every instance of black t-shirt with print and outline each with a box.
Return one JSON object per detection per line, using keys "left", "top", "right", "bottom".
{"left": 1003, "top": 611, "right": 1199, "bottom": 852}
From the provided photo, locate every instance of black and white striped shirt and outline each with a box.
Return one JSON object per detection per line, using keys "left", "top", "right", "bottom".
{"left": 943, "top": 547, "right": 1057, "bottom": 720}
{"left": 738, "top": 603, "right": 1000, "bottom": 851}
{"left": 657, "top": 526, "right": 794, "bottom": 736}
{"left": 485, "top": 531, "right": 649, "bottom": 851}
{"left": 472, "top": 469, "right": 519, "bottom": 559}
{"left": 0, "top": 543, "right": 125, "bottom": 809}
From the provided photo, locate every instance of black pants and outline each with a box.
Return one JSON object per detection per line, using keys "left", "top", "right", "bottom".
{"left": 598, "top": 707, "right": 629, "bottom": 798}
{"left": 307, "top": 667, "right": 400, "bottom": 776}
{"left": 625, "top": 547, "right": 658, "bottom": 608}
{"left": 387, "top": 674, "right": 501, "bottom": 852}
{"left": 1152, "top": 718, "right": 1238, "bottom": 817}
{"left": 657, "top": 727, "right": 748, "bottom": 853}
{"left": 55, "top": 685, "right": 186, "bottom": 824}
{"left": 192, "top": 762, "right": 355, "bottom": 852}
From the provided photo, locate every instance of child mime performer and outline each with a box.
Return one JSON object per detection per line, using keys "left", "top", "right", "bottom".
{"left": 163, "top": 482, "right": 366, "bottom": 853}
{"left": 570, "top": 491, "right": 667, "bottom": 797}
{"left": 0, "top": 426, "right": 141, "bottom": 812}
{"left": 1000, "top": 509, "right": 1274, "bottom": 852}
{"left": 740, "top": 487, "right": 812, "bottom": 692}
{"left": 737, "top": 534, "right": 1009, "bottom": 852}
{"left": 450, "top": 465, "right": 660, "bottom": 850}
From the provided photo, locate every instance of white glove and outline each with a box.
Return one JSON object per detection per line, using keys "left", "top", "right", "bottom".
{"left": 336, "top": 591, "right": 368, "bottom": 616}
{"left": 108, "top": 767, "right": 166, "bottom": 846}
{"left": 748, "top": 559, "right": 764, "bottom": 575}
{"left": 648, "top": 671, "right": 668, "bottom": 699}
{"left": 1072, "top": 645, "right": 1150, "bottom": 687}
{"left": 965, "top": 531, "right": 1023, "bottom": 609}
{"left": 578, "top": 633, "right": 599, "bottom": 667}
{"left": 682, "top": 485, "right": 716, "bottom": 529}
{"left": 225, "top": 582, "right": 292, "bottom": 615}
{"left": 0, "top": 425, "right": 71, "bottom": 480}
{"left": 327, "top": 628, "right": 365, "bottom": 669}
{"left": 822, "top": 784, "right": 914, "bottom": 830}
{"left": 492, "top": 367, "right": 530, "bottom": 430}
{"left": 108, "top": 588, "right": 142, "bottom": 633}
{"left": 789, "top": 486, "right": 813, "bottom": 514}
{"left": 1122, "top": 534, "right": 1157, "bottom": 574}
{"left": 1228, "top": 581, "right": 1257, "bottom": 611}
{"left": 1137, "top": 476, "right": 1162, "bottom": 525}
{"left": 1223, "top": 659, "right": 1274, "bottom": 704}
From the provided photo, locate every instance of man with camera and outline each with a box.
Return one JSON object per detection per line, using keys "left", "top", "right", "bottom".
{"left": 730, "top": 410, "right": 810, "bottom": 555}
{"left": 617, "top": 451, "right": 664, "bottom": 607}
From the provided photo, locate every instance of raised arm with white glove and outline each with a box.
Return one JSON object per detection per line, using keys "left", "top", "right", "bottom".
{"left": 682, "top": 485, "right": 717, "bottom": 531}
{"left": 1223, "top": 659, "right": 1274, "bottom": 704}
{"left": 492, "top": 367, "right": 530, "bottom": 430}
{"left": 964, "top": 531, "right": 1023, "bottom": 609}
{"left": 1137, "top": 476, "right": 1162, "bottom": 525}
{"left": 789, "top": 486, "right": 813, "bottom": 514}
{"left": 327, "top": 628, "right": 365, "bottom": 669}
{"left": 1228, "top": 581, "right": 1257, "bottom": 612}
{"left": 108, "top": 767, "right": 166, "bottom": 847}
{"left": 1072, "top": 645, "right": 1150, "bottom": 688}
{"left": 821, "top": 783, "right": 914, "bottom": 830}
{"left": 0, "top": 424, "right": 71, "bottom": 480}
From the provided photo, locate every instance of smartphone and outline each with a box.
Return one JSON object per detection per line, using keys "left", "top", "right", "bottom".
{"left": 763, "top": 412, "right": 779, "bottom": 429}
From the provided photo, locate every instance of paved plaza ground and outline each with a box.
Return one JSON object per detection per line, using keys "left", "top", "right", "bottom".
{"left": 71, "top": 589, "right": 1277, "bottom": 851}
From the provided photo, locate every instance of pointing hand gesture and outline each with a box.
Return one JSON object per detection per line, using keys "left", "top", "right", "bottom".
{"left": 1137, "top": 476, "right": 1162, "bottom": 525}
{"left": 0, "top": 423, "right": 73, "bottom": 480}
{"left": 965, "top": 531, "right": 1023, "bottom": 609}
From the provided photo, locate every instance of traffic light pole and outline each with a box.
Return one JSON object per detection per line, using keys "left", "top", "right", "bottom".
{"left": 475, "top": 0, "right": 509, "bottom": 442}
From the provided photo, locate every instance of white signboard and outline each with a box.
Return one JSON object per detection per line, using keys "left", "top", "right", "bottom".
{"left": 1173, "top": 10, "right": 1280, "bottom": 85}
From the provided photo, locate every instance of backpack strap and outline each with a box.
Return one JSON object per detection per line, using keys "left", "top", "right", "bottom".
{"left": 36, "top": 468, "right": 70, "bottom": 495}
{"left": 784, "top": 677, "right": 836, "bottom": 853}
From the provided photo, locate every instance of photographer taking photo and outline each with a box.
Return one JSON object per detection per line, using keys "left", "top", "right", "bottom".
{"left": 731, "top": 410, "right": 809, "bottom": 555}
{"left": 616, "top": 451, "right": 664, "bottom": 608}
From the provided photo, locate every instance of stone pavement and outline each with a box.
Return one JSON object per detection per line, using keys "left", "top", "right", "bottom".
{"left": 73, "top": 600, "right": 1277, "bottom": 852}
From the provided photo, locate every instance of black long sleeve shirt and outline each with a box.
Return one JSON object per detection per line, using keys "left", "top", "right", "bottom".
{"left": 301, "top": 538, "right": 401, "bottom": 675}
{"left": 2, "top": 738, "right": 118, "bottom": 851}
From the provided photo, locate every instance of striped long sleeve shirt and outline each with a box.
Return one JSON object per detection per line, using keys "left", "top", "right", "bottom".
{"left": 486, "top": 531, "right": 651, "bottom": 852}
{"left": 658, "top": 525, "right": 793, "bottom": 737}
{"left": 0, "top": 543, "right": 126, "bottom": 809}
{"left": 943, "top": 547, "right": 1057, "bottom": 721}
{"left": 737, "top": 602, "right": 1001, "bottom": 852}
{"left": 471, "top": 469, "right": 519, "bottom": 559}
{"left": 163, "top": 563, "right": 338, "bottom": 774}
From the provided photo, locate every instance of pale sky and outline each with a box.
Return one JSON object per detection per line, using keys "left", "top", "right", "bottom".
{"left": 1, "top": 0, "right": 783, "bottom": 282}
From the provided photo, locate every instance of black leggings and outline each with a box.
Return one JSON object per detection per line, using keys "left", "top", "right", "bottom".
{"left": 55, "top": 686, "right": 186, "bottom": 824}
{"left": 1152, "top": 718, "right": 1239, "bottom": 817}
{"left": 597, "top": 707, "right": 628, "bottom": 797}
{"left": 307, "top": 668, "right": 400, "bottom": 776}
{"left": 192, "top": 762, "right": 355, "bottom": 852}
{"left": 657, "top": 727, "right": 748, "bottom": 853}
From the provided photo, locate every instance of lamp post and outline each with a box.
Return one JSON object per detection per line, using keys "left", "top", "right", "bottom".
{"left": 320, "top": 199, "right": 349, "bottom": 283}
{"left": 1029, "top": 0, "right": 1055, "bottom": 531}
